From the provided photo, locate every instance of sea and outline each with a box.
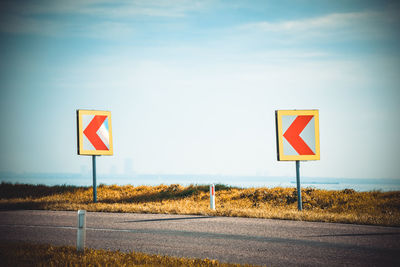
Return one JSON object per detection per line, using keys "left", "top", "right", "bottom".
{"left": 1, "top": 172, "right": 400, "bottom": 192}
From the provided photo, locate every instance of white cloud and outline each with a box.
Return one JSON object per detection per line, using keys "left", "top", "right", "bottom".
{"left": 0, "top": 15, "right": 59, "bottom": 36}
{"left": 239, "top": 10, "right": 400, "bottom": 42}
{"left": 0, "top": 0, "right": 210, "bottom": 37}
{"left": 80, "top": 0, "right": 209, "bottom": 18}
{"left": 0, "top": 14, "right": 135, "bottom": 39}
{"left": 242, "top": 12, "right": 364, "bottom": 32}
{"left": 79, "top": 21, "right": 135, "bottom": 39}
{"left": 2, "top": 0, "right": 209, "bottom": 18}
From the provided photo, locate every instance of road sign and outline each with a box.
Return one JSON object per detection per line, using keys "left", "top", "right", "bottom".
{"left": 275, "top": 110, "right": 319, "bottom": 161}
{"left": 77, "top": 110, "right": 113, "bottom": 156}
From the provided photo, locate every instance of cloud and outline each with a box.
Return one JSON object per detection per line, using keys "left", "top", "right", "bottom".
{"left": 0, "top": 0, "right": 209, "bottom": 18}
{"left": 0, "top": 14, "right": 135, "bottom": 40}
{"left": 0, "top": 0, "right": 210, "bottom": 38}
{"left": 77, "top": 21, "right": 135, "bottom": 39}
{"left": 239, "top": 9, "right": 400, "bottom": 42}
{"left": 80, "top": 0, "right": 209, "bottom": 18}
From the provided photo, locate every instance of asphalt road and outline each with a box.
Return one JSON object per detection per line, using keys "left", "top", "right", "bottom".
{"left": 0, "top": 210, "right": 399, "bottom": 266}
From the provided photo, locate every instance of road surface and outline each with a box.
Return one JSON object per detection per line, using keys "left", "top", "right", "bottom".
{"left": 0, "top": 210, "right": 399, "bottom": 266}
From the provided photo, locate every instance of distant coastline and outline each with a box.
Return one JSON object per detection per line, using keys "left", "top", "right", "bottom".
{"left": 1, "top": 172, "right": 399, "bottom": 192}
{"left": 291, "top": 181, "right": 340, "bottom": 185}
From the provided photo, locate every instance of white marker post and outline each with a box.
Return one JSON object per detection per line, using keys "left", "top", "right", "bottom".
{"left": 210, "top": 184, "right": 215, "bottom": 210}
{"left": 77, "top": 210, "right": 86, "bottom": 252}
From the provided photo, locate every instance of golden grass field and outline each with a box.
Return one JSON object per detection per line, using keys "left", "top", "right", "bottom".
{"left": 1, "top": 183, "right": 399, "bottom": 226}
{"left": 0, "top": 243, "right": 254, "bottom": 267}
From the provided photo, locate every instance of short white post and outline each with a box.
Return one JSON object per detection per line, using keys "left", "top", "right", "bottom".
{"left": 210, "top": 184, "right": 215, "bottom": 210}
{"left": 77, "top": 210, "right": 86, "bottom": 252}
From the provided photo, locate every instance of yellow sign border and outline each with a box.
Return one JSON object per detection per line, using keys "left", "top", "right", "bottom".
{"left": 77, "top": 109, "right": 113, "bottom": 156}
{"left": 275, "top": 110, "right": 319, "bottom": 161}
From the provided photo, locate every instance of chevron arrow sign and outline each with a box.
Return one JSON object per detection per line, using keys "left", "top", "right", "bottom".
{"left": 77, "top": 110, "right": 113, "bottom": 155}
{"left": 275, "top": 110, "right": 320, "bottom": 161}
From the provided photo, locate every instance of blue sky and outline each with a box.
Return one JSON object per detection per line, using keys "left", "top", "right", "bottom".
{"left": 0, "top": 0, "right": 399, "bottom": 180}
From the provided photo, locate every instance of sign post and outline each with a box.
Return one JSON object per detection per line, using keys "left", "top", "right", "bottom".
{"left": 77, "top": 110, "right": 113, "bottom": 203}
{"left": 295, "top": 160, "right": 302, "bottom": 211}
{"left": 275, "top": 110, "right": 320, "bottom": 211}
{"left": 92, "top": 155, "right": 97, "bottom": 203}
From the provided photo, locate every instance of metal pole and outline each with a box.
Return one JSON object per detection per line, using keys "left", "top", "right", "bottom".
{"left": 296, "top": 160, "right": 302, "bottom": 211}
{"left": 92, "top": 155, "right": 97, "bottom": 203}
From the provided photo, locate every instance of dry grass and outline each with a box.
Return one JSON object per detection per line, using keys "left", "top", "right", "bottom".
{"left": 0, "top": 242, "right": 253, "bottom": 267}
{"left": 1, "top": 183, "right": 400, "bottom": 226}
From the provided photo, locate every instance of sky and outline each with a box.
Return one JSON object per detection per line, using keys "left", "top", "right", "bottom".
{"left": 0, "top": 0, "right": 400, "bottom": 181}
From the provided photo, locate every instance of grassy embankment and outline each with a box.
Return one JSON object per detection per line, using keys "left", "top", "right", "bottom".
{"left": 0, "top": 183, "right": 399, "bottom": 226}
{"left": 0, "top": 243, "right": 252, "bottom": 267}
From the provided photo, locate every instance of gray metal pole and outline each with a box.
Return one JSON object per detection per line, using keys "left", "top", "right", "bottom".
{"left": 92, "top": 155, "right": 97, "bottom": 203}
{"left": 296, "top": 160, "right": 302, "bottom": 211}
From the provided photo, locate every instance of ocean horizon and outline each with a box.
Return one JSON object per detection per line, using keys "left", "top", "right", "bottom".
{"left": 1, "top": 172, "right": 400, "bottom": 192}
